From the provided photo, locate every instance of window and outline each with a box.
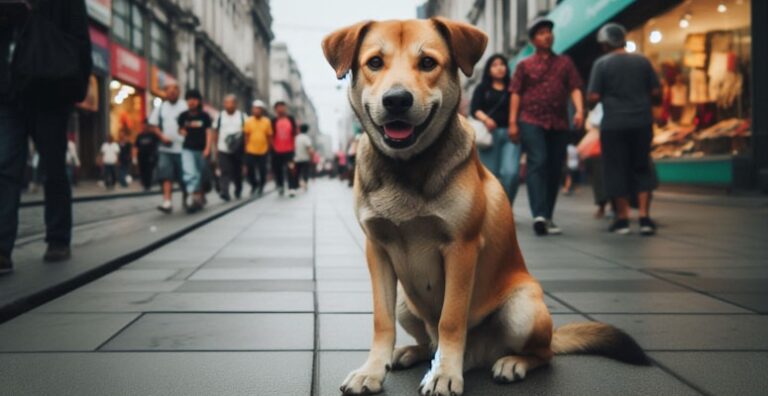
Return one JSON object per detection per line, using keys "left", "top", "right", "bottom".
{"left": 151, "top": 21, "right": 172, "bottom": 71}
{"left": 112, "top": 0, "right": 145, "bottom": 55}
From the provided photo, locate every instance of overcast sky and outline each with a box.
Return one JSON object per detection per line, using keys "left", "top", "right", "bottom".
{"left": 271, "top": 0, "right": 423, "bottom": 148}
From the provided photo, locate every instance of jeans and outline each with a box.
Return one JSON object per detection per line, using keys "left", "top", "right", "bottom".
{"left": 103, "top": 164, "right": 117, "bottom": 187}
{"left": 181, "top": 149, "right": 205, "bottom": 193}
{"left": 138, "top": 155, "right": 156, "bottom": 190}
{"left": 272, "top": 151, "right": 294, "bottom": 190}
{"left": 118, "top": 163, "right": 130, "bottom": 187}
{"left": 218, "top": 152, "right": 243, "bottom": 197}
{"left": 477, "top": 127, "right": 522, "bottom": 203}
{"left": 244, "top": 153, "right": 268, "bottom": 193}
{"left": 0, "top": 103, "right": 72, "bottom": 257}
{"left": 519, "top": 122, "right": 569, "bottom": 220}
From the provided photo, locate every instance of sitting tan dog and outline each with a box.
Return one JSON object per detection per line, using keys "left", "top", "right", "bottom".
{"left": 322, "top": 18, "right": 650, "bottom": 396}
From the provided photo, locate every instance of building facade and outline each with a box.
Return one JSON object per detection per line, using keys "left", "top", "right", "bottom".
{"left": 74, "top": 0, "right": 273, "bottom": 178}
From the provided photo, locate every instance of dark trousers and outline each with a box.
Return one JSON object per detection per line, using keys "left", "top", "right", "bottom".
{"left": 519, "top": 122, "right": 569, "bottom": 220}
{"left": 118, "top": 163, "right": 130, "bottom": 187}
{"left": 296, "top": 161, "right": 311, "bottom": 184}
{"left": 272, "top": 151, "right": 295, "bottom": 190}
{"left": 244, "top": 153, "right": 268, "bottom": 193}
{"left": 103, "top": 164, "right": 117, "bottom": 187}
{"left": 138, "top": 155, "right": 156, "bottom": 190}
{"left": 218, "top": 152, "right": 243, "bottom": 197}
{"left": 0, "top": 103, "right": 72, "bottom": 257}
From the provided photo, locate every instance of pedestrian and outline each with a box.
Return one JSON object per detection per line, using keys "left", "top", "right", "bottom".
{"left": 243, "top": 99, "right": 272, "bottom": 196}
{"left": 135, "top": 118, "right": 161, "bottom": 191}
{"left": 100, "top": 134, "right": 120, "bottom": 189}
{"left": 117, "top": 128, "right": 132, "bottom": 187}
{"left": 213, "top": 94, "right": 245, "bottom": 201}
{"left": 271, "top": 101, "right": 298, "bottom": 196}
{"left": 65, "top": 134, "right": 80, "bottom": 186}
{"left": 294, "top": 123, "right": 314, "bottom": 192}
{"left": 148, "top": 83, "right": 186, "bottom": 214}
{"left": 587, "top": 23, "right": 661, "bottom": 235}
{"left": 562, "top": 143, "right": 580, "bottom": 195}
{"left": 509, "top": 17, "right": 585, "bottom": 236}
{"left": 1, "top": 0, "right": 92, "bottom": 272}
{"left": 346, "top": 131, "right": 360, "bottom": 187}
{"left": 177, "top": 89, "right": 213, "bottom": 213}
{"left": 578, "top": 104, "right": 610, "bottom": 218}
{"left": 471, "top": 53, "right": 521, "bottom": 202}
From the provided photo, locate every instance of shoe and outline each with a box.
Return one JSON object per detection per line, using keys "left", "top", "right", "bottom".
{"left": 533, "top": 217, "right": 548, "bottom": 236}
{"left": 288, "top": 189, "right": 296, "bottom": 198}
{"left": 0, "top": 254, "right": 12, "bottom": 276}
{"left": 234, "top": 190, "right": 242, "bottom": 200}
{"left": 279, "top": 188, "right": 285, "bottom": 196}
{"left": 219, "top": 192, "right": 231, "bottom": 202}
{"left": 609, "top": 219, "right": 631, "bottom": 235}
{"left": 44, "top": 245, "right": 71, "bottom": 262}
{"left": 546, "top": 220, "right": 562, "bottom": 235}
{"left": 186, "top": 202, "right": 203, "bottom": 214}
{"left": 157, "top": 201, "right": 172, "bottom": 214}
{"left": 639, "top": 217, "right": 657, "bottom": 236}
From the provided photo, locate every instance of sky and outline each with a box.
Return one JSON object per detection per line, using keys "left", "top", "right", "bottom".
{"left": 271, "top": 0, "right": 424, "bottom": 149}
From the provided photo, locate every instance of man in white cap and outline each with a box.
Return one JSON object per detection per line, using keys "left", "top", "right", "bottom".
{"left": 242, "top": 99, "right": 272, "bottom": 195}
{"left": 587, "top": 23, "right": 661, "bottom": 236}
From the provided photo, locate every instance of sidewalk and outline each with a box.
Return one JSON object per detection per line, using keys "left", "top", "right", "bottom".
{"left": 1, "top": 180, "right": 767, "bottom": 395}
{"left": 21, "top": 180, "right": 161, "bottom": 205}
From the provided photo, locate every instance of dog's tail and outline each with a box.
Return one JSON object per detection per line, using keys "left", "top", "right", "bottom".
{"left": 551, "top": 322, "right": 651, "bottom": 365}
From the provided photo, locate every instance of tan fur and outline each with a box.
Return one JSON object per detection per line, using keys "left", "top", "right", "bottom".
{"left": 323, "top": 18, "right": 647, "bottom": 396}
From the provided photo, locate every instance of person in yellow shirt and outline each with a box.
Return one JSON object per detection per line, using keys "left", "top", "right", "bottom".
{"left": 243, "top": 100, "right": 272, "bottom": 195}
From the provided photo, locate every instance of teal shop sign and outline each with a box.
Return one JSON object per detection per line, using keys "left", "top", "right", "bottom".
{"left": 511, "top": 0, "right": 636, "bottom": 68}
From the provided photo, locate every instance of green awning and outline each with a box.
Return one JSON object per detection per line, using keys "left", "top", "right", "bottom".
{"left": 510, "top": 0, "right": 636, "bottom": 69}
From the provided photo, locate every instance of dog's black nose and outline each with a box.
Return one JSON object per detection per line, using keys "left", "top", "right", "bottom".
{"left": 382, "top": 89, "right": 414, "bottom": 115}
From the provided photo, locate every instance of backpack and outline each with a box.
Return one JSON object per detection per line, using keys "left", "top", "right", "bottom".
{"left": 217, "top": 111, "right": 245, "bottom": 152}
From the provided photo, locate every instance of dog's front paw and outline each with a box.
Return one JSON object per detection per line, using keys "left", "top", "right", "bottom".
{"left": 491, "top": 356, "right": 529, "bottom": 383}
{"left": 419, "top": 365, "right": 463, "bottom": 396}
{"left": 340, "top": 365, "right": 388, "bottom": 395}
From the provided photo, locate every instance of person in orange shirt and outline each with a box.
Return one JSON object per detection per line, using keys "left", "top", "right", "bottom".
{"left": 243, "top": 100, "right": 272, "bottom": 195}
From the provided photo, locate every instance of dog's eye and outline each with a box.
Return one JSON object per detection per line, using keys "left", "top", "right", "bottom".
{"left": 419, "top": 57, "right": 437, "bottom": 71}
{"left": 367, "top": 56, "right": 384, "bottom": 70}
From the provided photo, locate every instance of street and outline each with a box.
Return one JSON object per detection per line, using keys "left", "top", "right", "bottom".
{"left": 1, "top": 179, "right": 766, "bottom": 395}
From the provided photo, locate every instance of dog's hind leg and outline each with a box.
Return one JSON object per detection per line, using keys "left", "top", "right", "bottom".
{"left": 392, "top": 292, "right": 433, "bottom": 370}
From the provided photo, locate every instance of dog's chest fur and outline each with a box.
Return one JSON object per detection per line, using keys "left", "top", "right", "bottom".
{"left": 355, "top": 125, "right": 474, "bottom": 322}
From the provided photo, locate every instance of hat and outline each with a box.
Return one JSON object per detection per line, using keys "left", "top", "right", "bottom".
{"left": 251, "top": 99, "right": 266, "bottom": 109}
{"left": 597, "top": 23, "right": 627, "bottom": 48}
{"left": 185, "top": 89, "right": 202, "bottom": 100}
{"left": 528, "top": 17, "right": 554, "bottom": 39}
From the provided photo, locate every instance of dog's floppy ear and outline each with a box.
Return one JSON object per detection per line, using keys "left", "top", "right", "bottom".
{"left": 322, "top": 20, "right": 373, "bottom": 80}
{"left": 431, "top": 17, "right": 488, "bottom": 77}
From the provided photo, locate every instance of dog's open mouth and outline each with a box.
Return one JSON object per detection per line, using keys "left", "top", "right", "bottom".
{"left": 383, "top": 121, "right": 415, "bottom": 141}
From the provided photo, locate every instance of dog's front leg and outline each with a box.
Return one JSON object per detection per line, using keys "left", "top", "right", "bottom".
{"left": 419, "top": 240, "right": 479, "bottom": 396}
{"left": 340, "top": 239, "right": 397, "bottom": 395}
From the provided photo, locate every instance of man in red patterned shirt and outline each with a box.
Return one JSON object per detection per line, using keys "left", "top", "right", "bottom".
{"left": 509, "top": 17, "right": 585, "bottom": 236}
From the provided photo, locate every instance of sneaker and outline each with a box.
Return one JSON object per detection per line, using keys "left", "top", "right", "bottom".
{"left": 639, "top": 217, "right": 657, "bottom": 236}
{"left": 157, "top": 200, "right": 172, "bottom": 214}
{"left": 288, "top": 189, "right": 297, "bottom": 198}
{"left": 546, "top": 220, "right": 562, "bottom": 235}
{"left": 278, "top": 187, "right": 285, "bottom": 196}
{"left": 44, "top": 245, "right": 71, "bottom": 262}
{"left": 0, "top": 254, "right": 12, "bottom": 276}
{"left": 609, "top": 219, "right": 631, "bottom": 235}
{"left": 186, "top": 202, "right": 203, "bottom": 214}
{"left": 533, "top": 217, "right": 548, "bottom": 236}
{"left": 219, "top": 192, "right": 231, "bottom": 202}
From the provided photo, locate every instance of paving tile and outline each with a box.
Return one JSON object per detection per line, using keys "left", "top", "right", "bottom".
{"left": 37, "top": 291, "right": 314, "bottom": 313}
{"left": 176, "top": 280, "right": 315, "bottom": 292}
{"left": 540, "top": 279, "right": 688, "bottom": 293}
{"left": 616, "top": 257, "right": 768, "bottom": 269}
{"left": 202, "top": 257, "right": 313, "bottom": 268}
{"left": 318, "top": 352, "right": 696, "bottom": 396}
{"left": 0, "top": 313, "right": 138, "bottom": 351}
{"left": 78, "top": 280, "right": 185, "bottom": 293}
{"left": 651, "top": 352, "right": 768, "bottom": 396}
{"left": 317, "top": 280, "right": 372, "bottom": 292}
{"left": 98, "top": 269, "right": 182, "bottom": 282}
{"left": 315, "top": 255, "right": 366, "bottom": 268}
{"left": 316, "top": 267, "right": 370, "bottom": 280}
{"left": 552, "top": 292, "right": 748, "bottom": 313}
{"left": 528, "top": 268, "right": 652, "bottom": 281}
{"left": 216, "top": 245, "right": 313, "bottom": 259}
{"left": 592, "top": 314, "right": 768, "bottom": 350}
{"left": 140, "top": 248, "right": 217, "bottom": 263}
{"left": 189, "top": 267, "right": 313, "bottom": 280}
{"left": 713, "top": 293, "right": 768, "bottom": 313}
{"left": 128, "top": 259, "right": 205, "bottom": 269}
{"left": 102, "top": 313, "right": 313, "bottom": 351}
{"left": 0, "top": 352, "right": 312, "bottom": 396}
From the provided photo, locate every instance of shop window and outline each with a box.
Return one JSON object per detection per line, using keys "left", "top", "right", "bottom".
{"left": 151, "top": 21, "right": 172, "bottom": 72}
{"left": 627, "top": 0, "right": 753, "bottom": 160}
{"left": 112, "top": 0, "right": 145, "bottom": 55}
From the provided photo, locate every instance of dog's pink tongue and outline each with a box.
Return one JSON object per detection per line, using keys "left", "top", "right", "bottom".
{"left": 384, "top": 124, "right": 414, "bottom": 140}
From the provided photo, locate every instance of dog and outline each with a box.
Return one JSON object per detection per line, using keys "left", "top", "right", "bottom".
{"left": 322, "top": 18, "right": 650, "bottom": 396}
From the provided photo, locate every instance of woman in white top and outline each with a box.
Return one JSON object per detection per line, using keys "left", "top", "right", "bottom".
{"left": 213, "top": 94, "right": 245, "bottom": 200}
{"left": 100, "top": 134, "right": 121, "bottom": 189}
{"left": 293, "top": 124, "right": 314, "bottom": 191}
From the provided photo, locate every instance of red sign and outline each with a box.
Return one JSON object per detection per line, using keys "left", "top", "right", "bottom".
{"left": 110, "top": 44, "right": 147, "bottom": 89}
{"left": 150, "top": 66, "right": 178, "bottom": 97}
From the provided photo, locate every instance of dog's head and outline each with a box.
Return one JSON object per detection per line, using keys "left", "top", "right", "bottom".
{"left": 322, "top": 18, "right": 487, "bottom": 160}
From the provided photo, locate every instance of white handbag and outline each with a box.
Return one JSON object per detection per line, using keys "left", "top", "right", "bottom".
{"left": 468, "top": 118, "right": 494, "bottom": 149}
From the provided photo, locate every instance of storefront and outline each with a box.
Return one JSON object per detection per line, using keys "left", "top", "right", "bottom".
{"left": 149, "top": 65, "right": 178, "bottom": 113}
{"left": 513, "top": 0, "right": 763, "bottom": 190}
{"left": 110, "top": 43, "right": 147, "bottom": 142}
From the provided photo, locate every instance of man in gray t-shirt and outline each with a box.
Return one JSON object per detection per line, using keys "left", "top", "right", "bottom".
{"left": 587, "top": 23, "right": 661, "bottom": 236}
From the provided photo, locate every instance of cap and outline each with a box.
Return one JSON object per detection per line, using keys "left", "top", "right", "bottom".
{"left": 597, "top": 23, "right": 627, "bottom": 48}
{"left": 251, "top": 99, "right": 267, "bottom": 109}
{"left": 528, "top": 17, "right": 554, "bottom": 39}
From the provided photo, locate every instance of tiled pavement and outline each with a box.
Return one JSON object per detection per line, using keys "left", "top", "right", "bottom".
{"left": 1, "top": 180, "right": 767, "bottom": 395}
